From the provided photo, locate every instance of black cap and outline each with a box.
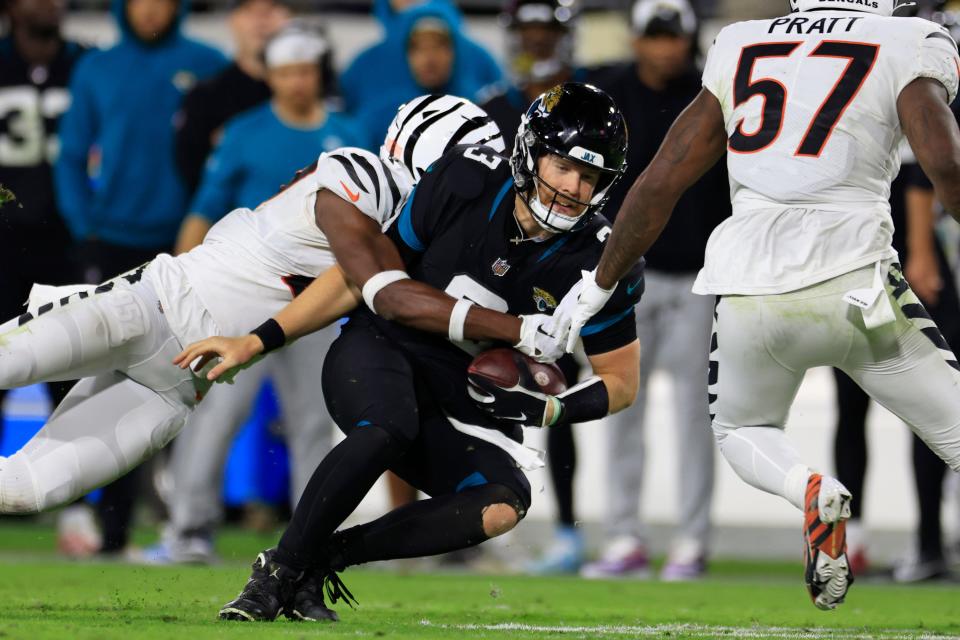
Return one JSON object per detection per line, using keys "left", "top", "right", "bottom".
{"left": 631, "top": 0, "right": 697, "bottom": 37}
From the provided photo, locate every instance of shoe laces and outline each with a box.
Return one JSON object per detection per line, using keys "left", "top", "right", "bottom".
{"left": 323, "top": 570, "right": 358, "bottom": 609}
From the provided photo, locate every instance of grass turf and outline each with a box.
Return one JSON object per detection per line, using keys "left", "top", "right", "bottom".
{"left": 0, "top": 523, "right": 957, "bottom": 639}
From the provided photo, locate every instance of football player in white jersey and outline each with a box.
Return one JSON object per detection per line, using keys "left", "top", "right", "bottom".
{"left": 550, "top": 0, "right": 960, "bottom": 610}
{"left": 0, "top": 95, "right": 517, "bottom": 517}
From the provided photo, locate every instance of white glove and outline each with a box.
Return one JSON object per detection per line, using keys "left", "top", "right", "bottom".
{"left": 514, "top": 313, "right": 566, "bottom": 363}
{"left": 549, "top": 269, "right": 616, "bottom": 353}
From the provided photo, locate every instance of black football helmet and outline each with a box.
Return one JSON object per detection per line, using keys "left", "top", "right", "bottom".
{"left": 511, "top": 82, "right": 627, "bottom": 233}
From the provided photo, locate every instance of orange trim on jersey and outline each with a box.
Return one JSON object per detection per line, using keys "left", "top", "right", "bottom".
{"left": 794, "top": 40, "right": 880, "bottom": 158}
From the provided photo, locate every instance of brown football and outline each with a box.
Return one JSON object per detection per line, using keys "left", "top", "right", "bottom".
{"left": 468, "top": 348, "right": 567, "bottom": 395}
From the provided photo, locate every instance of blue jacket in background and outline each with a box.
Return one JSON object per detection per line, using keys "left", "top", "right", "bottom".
{"left": 55, "top": 0, "right": 226, "bottom": 249}
{"left": 190, "top": 104, "right": 365, "bottom": 221}
{"left": 341, "top": 0, "right": 502, "bottom": 148}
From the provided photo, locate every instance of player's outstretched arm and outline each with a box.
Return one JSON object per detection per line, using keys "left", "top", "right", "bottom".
{"left": 596, "top": 89, "right": 727, "bottom": 290}
{"left": 174, "top": 264, "right": 360, "bottom": 381}
{"left": 899, "top": 78, "right": 960, "bottom": 221}
{"left": 314, "top": 189, "right": 530, "bottom": 348}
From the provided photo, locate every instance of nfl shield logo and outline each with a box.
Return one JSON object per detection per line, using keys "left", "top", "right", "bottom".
{"left": 491, "top": 258, "right": 511, "bottom": 277}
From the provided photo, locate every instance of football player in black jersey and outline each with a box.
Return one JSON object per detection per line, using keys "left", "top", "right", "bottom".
{"left": 186, "top": 85, "right": 644, "bottom": 623}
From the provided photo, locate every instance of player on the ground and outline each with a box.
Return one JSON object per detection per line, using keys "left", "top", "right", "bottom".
{"left": 548, "top": 0, "right": 960, "bottom": 611}
{"left": 199, "top": 83, "right": 644, "bottom": 623}
{"left": 0, "top": 95, "right": 512, "bottom": 515}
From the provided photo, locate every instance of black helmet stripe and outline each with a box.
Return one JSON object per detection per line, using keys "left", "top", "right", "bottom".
{"left": 403, "top": 100, "right": 466, "bottom": 172}
{"left": 328, "top": 153, "right": 369, "bottom": 194}
{"left": 378, "top": 158, "right": 402, "bottom": 208}
{"left": 442, "top": 115, "right": 494, "bottom": 156}
{"left": 350, "top": 153, "right": 382, "bottom": 210}
{"left": 391, "top": 94, "right": 444, "bottom": 158}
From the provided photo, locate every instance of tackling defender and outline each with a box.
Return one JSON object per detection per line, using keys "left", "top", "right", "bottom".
{"left": 186, "top": 83, "right": 644, "bottom": 623}
{"left": 0, "top": 95, "right": 514, "bottom": 515}
{"left": 550, "top": 0, "right": 960, "bottom": 610}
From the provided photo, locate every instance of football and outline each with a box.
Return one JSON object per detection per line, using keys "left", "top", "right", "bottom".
{"left": 467, "top": 347, "right": 567, "bottom": 395}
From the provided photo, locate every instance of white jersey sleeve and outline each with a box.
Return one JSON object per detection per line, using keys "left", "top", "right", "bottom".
{"left": 701, "top": 28, "right": 730, "bottom": 105}
{"left": 904, "top": 24, "right": 960, "bottom": 103}
{"left": 313, "top": 147, "right": 403, "bottom": 226}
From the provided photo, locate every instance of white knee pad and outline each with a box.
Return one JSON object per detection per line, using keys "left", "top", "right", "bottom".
{"left": 0, "top": 454, "right": 41, "bottom": 514}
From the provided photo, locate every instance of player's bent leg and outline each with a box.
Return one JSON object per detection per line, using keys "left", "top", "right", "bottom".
{"left": 0, "top": 286, "right": 152, "bottom": 389}
{"left": 710, "top": 296, "right": 809, "bottom": 510}
{"left": 845, "top": 267, "right": 960, "bottom": 471}
{"left": 0, "top": 373, "right": 189, "bottom": 513}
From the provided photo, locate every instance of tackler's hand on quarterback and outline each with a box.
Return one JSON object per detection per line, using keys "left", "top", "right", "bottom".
{"left": 548, "top": 269, "right": 616, "bottom": 353}
{"left": 173, "top": 335, "right": 266, "bottom": 383}
{"left": 514, "top": 313, "right": 566, "bottom": 363}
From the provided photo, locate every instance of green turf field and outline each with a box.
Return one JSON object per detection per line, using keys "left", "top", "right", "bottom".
{"left": 0, "top": 523, "right": 958, "bottom": 639}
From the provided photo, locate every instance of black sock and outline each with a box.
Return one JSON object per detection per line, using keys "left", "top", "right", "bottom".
{"left": 912, "top": 434, "right": 946, "bottom": 559}
{"left": 833, "top": 369, "right": 869, "bottom": 519}
{"left": 276, "top": 425, "right": 404, "bottom": 571}
{"left": 327, "top": 484, "right": 523, "bottom": 567}
{"left": 547, "top": 422, "right": 576, "bottom": 526}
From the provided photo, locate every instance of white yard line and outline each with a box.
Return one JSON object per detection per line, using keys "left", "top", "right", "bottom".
{"left": 419, "top": 620, "right": 960, "bottom": 639}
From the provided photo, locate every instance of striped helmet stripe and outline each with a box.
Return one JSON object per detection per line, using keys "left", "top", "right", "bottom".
{"left": 403, "top": 101, "right": 466, "bottom": 173}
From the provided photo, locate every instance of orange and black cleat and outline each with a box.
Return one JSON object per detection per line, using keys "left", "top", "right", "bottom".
{"left": 803, "top": 473, "right": 853, "bottom": 611}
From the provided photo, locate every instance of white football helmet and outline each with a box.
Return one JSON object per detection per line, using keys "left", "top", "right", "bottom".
{"left": 788, "top": 0, "right": 905, "bottom": 16}
{"left": 381, "top": 95, "right": 505, "bottom": 194}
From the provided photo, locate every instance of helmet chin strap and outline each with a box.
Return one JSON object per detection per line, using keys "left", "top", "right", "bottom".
{"left": 525, "top": 178, "right": 586, "bottom": 234}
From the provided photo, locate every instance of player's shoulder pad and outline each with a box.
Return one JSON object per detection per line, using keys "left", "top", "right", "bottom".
{"left": 427, "top": 144, "right": 512, "bottom": 201}
{"left": 906, "top": 17, "right": 960, "bottom": 104}
{"left": 316, "top": 146, "right": 402, "bottom": 225}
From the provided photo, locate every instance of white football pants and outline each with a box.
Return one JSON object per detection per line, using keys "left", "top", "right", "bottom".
{"left": 0, "top": 271, "right": 211, "bottom": 513}
{"left": 711, "top": 261, "right": 960, "bottom": 511}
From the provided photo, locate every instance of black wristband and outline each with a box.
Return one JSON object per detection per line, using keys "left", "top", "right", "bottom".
{"left": 555, "top": 376, "right": 609, "bottom": 425}
{"left": 250, "top": 318, "right": 286, "bottom": 354}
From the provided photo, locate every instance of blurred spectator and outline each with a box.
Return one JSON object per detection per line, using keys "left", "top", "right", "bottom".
{"left": 341, "top": 0, "right": 502, "bottom": 148}
{"left": 174, "top": 0, "right": 291, "bottom": 195}
{"left": 481, "top": 0, "right": 583, "bottom": 149}
{"left": 53, "top": 0, "right": 226, "bottom": 555}
{"left": 143, "top": 24, "right": 356, "bottom": 565}
{"left": 0, "top": 0, "right": 88, "bottom": 552}
{"left": 370, "top": 0, "right": 429, "bottom": 31}
{"left": 581, "top": 0, "right": 727, "bottom": 581}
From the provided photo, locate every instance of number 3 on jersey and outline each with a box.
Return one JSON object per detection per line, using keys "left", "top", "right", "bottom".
{"left": 729, "top": 40, "right": 879, "bottom": 157}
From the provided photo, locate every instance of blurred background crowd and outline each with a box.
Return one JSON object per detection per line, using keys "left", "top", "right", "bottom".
{"left": 3, "top": 0, "right": 960, "bottom": 585}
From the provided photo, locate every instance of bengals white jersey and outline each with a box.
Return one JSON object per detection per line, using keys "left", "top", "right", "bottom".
{"left": 173, "top": 147, "right": 403, "bottom": 336}
{"left": 693, "top": 13, "right": 960, "bottom": 295}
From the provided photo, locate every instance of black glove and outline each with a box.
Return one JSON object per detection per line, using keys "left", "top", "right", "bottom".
{"left": 467, "top": 373, "right": 561, "bottom": 428}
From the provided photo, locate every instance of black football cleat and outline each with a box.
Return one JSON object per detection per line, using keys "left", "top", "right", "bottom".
{"left": 284, "top": 570, "right": 339, "bottom": 622}
{"left": 219, "top": 548, "right": 301, "bottom": 622}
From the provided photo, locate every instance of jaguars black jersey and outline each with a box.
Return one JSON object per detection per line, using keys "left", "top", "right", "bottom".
{"left": 350, "top": 144, "right": 645, "bottom": 434}
{"left": 0, "top": 37, "right": 86, "bottom": 231}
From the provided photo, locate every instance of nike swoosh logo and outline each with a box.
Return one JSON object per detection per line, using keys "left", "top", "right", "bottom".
{"left": 340, "top": 180, "right": 360, "bottom": 203}
{"left": 627, "top": 279, "right": 642, "bottom": 295}
{"left": 501, "top": 412, "right": 527, "bottom": 422}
